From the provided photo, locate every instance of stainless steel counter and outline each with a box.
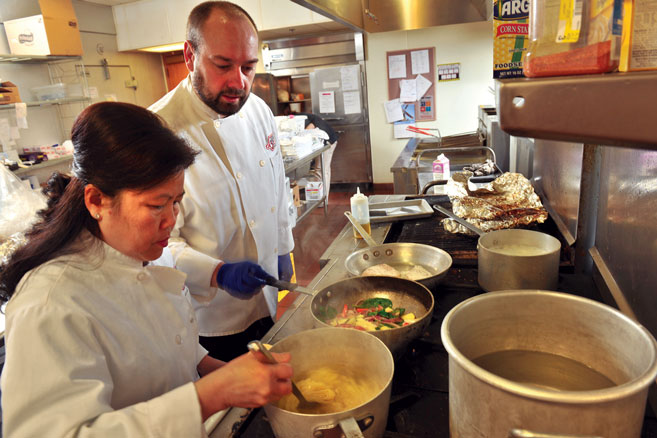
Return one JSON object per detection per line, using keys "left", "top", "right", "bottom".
{"left": 208, "top": 194, "right": 405, "bottom": 437}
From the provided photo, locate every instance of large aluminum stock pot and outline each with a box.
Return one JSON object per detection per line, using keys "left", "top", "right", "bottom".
{"left": 441, "top": 290, "right": 657, "bottom": 438}
{"left": 263, "top": 327, "right": 394, "bottom": 438}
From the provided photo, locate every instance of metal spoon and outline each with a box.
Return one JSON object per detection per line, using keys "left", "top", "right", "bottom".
{"left": 263, "top": 276, "right": 315, "bottom": 296}
{"left": 246, "top": 340, "right": 320, "bottom": 410}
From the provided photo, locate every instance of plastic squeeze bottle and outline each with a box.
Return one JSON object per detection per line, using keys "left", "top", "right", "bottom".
{"left": 350, "top": 187, "right": 371, "bottom": 239}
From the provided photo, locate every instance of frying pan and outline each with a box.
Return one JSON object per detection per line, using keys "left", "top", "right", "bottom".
{"left": 310, "top": 276, "right": 434, "bottom": 358}
{"left": 343, "top": 211, "right": 453, "bottom": 291}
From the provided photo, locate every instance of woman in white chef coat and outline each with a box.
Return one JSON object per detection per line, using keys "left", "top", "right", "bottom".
{"left": 0, "top": 102, "right": 293, "bottom": 437}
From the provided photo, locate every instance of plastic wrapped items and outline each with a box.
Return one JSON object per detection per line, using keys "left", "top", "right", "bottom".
{"left": 524, "top": 0, "right": 624, "bottom": 77}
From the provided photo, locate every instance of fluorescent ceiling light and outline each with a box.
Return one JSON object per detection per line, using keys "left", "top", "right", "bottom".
{"left": 139, "top": 42, "right": 184, "bottom": 53}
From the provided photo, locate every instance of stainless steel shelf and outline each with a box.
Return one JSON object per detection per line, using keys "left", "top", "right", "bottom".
{"left": 283, "top": 143, "right": 330, "bottom": 173}
{"left": 0, "top": 97, "right": 90, "bottom": 110}
{"left": 497, "top": 71, "right": 657, "bottom": 149}
{"left": 13, "top": 156, "right": 73, "bottom": 176}
{"left": 0, "top": 54, "right": 82, "bottom": 64}
{"left": 296, "top": 197, "right": 326, "bottom": 223}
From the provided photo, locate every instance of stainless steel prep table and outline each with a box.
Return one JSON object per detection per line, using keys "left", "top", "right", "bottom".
{"left": 207, "top": 194, "right": 406, "bottom": 437}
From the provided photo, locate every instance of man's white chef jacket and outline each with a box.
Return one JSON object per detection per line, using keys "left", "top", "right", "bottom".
{"left": 1, "top": 233, "right": 207, "bottom": 437}
{"left": 150, "top": 76, "right": 294, "bottom": 336}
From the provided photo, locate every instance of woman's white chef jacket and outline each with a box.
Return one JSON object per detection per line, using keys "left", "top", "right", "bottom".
{"left": 149, "top": 76, "right": 294, "bottom": 336}
{"left": 1, "top": 234, "right": 208, "bottom": 437}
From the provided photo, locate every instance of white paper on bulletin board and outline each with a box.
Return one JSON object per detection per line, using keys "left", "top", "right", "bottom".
{"left": 388, "top": 54, "right": 407, "bottom": 79}
{"left": 318, "top": 91, "right": 335, "bottom": 113}
{"left": 411, "top": 49, "right": 430, "bottom": 74}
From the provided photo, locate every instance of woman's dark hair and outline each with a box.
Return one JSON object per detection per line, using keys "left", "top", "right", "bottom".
{"left": 0, "top": 102, "right": 198, "bottom": 301}
{"left": 187, "top": 1, "right": 258, "bottom": 52}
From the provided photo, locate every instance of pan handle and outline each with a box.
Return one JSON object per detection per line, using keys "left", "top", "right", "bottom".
{"left": 432, "top": 204, "right": 485, "bottom": 236}
{"left": 338, "top": 417, "right": 366, "bottom": 438}
{"left": 509, "top": 428, "right": 603, "bottom": 438}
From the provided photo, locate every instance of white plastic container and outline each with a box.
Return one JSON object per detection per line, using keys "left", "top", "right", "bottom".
{"left": 305, "top": 181, "right": 323, "bottom": 201}
{"left": 350, "top": 187, "right": 370, "bottom": 239}
{"left": 32, "top": 83, "right": 66, "bottom": 101}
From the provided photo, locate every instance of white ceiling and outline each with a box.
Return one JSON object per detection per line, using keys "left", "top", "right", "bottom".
{"left": 81, "top": 0, "right": 137, "bottom": 5}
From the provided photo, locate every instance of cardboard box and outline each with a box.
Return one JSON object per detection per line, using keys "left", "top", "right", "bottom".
{"left": 620, "top": 0, "right": 657, "bottom": 72}
{"left": 0, "top": 82, "right": 21, "bottom": 104}
{"left": 4, "top": 0, "right": 83, "bottom": 56}
{"left": 291, "top": 182, "right": 301, "bottom": 207}
{"left": 493, "top": 0, "right": 529, "bottom": 79}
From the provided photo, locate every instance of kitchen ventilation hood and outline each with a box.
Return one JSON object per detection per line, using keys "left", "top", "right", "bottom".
{"left": 290, "top": 0, "right": 491, "bottom": 33}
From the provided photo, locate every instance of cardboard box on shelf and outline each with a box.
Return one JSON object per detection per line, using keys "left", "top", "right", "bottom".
{"left": 291, "top": 182, "right": 301, "bottom": 207}
{"left": 0, "top": 82, "right": 21, "bottom": 104}
{"left": 620, "top": 0, "right": 657, "bottom": 71}
{"left": 3, "top": 0, "right": 83, "bottom": 56}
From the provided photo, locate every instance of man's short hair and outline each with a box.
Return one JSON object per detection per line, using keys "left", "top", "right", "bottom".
{"left": 186, "top": 1, "right": 258, "bottom": 51}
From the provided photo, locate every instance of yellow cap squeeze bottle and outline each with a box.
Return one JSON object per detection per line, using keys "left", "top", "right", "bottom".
{"left": 350, "top": 187, "right": 371, "bottom": 239}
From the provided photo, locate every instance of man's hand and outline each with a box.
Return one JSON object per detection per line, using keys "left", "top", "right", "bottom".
{"left": 216, "top": 261, "right": 271, "bottom": 298}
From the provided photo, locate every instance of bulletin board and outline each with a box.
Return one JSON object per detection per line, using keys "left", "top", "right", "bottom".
{"left": 386, "top": 47, "right": 436, "bottom": 121}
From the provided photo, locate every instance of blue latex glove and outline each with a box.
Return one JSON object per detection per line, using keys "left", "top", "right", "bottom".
{"left": 278, "top": 253, "right": 294, "bottom": 282}
{"left": 216, "top": 261, "right": 270, "bottom": 298}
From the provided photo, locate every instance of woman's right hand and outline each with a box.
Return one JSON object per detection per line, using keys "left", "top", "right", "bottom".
{"left": 194, "top": 350, "right": 293, "bottom": 420}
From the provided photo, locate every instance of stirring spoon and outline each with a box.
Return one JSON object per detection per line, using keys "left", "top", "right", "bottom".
{"left": 246, "top": 340, "right": 320, "bottom": 410}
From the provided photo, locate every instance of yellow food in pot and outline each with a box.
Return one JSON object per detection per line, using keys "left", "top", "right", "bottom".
{"left": 276, "top": 366, "right": 376, "bottom": 414}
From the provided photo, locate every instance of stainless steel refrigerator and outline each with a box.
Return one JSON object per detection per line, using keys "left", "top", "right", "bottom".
{"left": 309, "top": 63, "right": 372, "bottom": 185}
{"left": 259, "top": 32, "right": 372, "bottom": 186}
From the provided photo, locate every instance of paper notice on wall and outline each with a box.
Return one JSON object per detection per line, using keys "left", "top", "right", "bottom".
{"left": 388, "top": 54, "right": 407, "bottom": 79}
{"left": 88, "top": 86, "right": 99, "bottom": 99}
{"left": 415, "top": 74, "right": 432, "bottom": 99}
{"left": 318, "top": 91, "right": 335, "bottom": 113}
{"left": 343, "top": 91, "right": 361, "bottom": 114}
{"left": 0, "top": 118, "right": 11, "bottom": 150}
{"left": 384, "top": 98, "right": 403, "bottom": 123}
{"left": 393, "top": 122, "right": 416, "bottom": 139}
{"left": 340, "top": 65, "right": 360, "bottom": 91}
{"left": 399, "top": 79, "right": 417, "bottom": 102}
{"left": 411, "top": 49, "right": 430, "bottom": 74}
{"left": 15, "top": 102, "right": 28, "bottom": 129}
{"left": 105, "top": 94, "right": 118, "bottom": 102}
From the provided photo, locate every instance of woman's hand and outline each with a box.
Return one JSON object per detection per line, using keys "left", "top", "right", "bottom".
{"left": 194, "top": 350, "right": 293, "bottom": 420}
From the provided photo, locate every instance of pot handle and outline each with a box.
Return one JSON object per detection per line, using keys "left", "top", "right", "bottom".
{"left": 509, "top": 428, "right": 603, "bottom": 438}
{"left": 339, "top": 417, "right": 366, "bottom": 438}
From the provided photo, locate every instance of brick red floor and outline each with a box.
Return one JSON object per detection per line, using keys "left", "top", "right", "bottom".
{"left": 276, "top": 184, "right": 392, "bottom": 320}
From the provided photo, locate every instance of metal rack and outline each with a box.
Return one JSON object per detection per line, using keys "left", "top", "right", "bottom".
{"left": 0, "top": 54, "right": 90, "bottom": 144}
{"left": 284, "top": 143, "right": 331, "bottom": 223}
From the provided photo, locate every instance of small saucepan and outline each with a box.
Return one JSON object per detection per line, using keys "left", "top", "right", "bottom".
{"left": 433, "top": 204, "right": 561, "bottom": 291}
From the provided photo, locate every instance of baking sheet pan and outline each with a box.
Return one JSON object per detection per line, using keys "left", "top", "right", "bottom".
{"left": 369, "top": 199, "right": 433, "bottom": 223}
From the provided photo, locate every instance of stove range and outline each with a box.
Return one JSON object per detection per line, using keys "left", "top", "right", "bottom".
{"left": 234, "top": 196, "right": 657, "bottom": 437}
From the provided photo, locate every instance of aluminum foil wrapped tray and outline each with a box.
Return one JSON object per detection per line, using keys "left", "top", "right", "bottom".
{"left": 443, "top": 171, "right": 548, "bottom": 234}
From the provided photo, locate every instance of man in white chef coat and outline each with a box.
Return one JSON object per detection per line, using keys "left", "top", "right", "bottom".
{"left": 149, "top": 1, "right": 294, "bottom": 361}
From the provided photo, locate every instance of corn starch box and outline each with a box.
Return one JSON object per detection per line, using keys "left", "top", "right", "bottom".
{"left": 494, "top": 0, "right": 530, "bottom": 78}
